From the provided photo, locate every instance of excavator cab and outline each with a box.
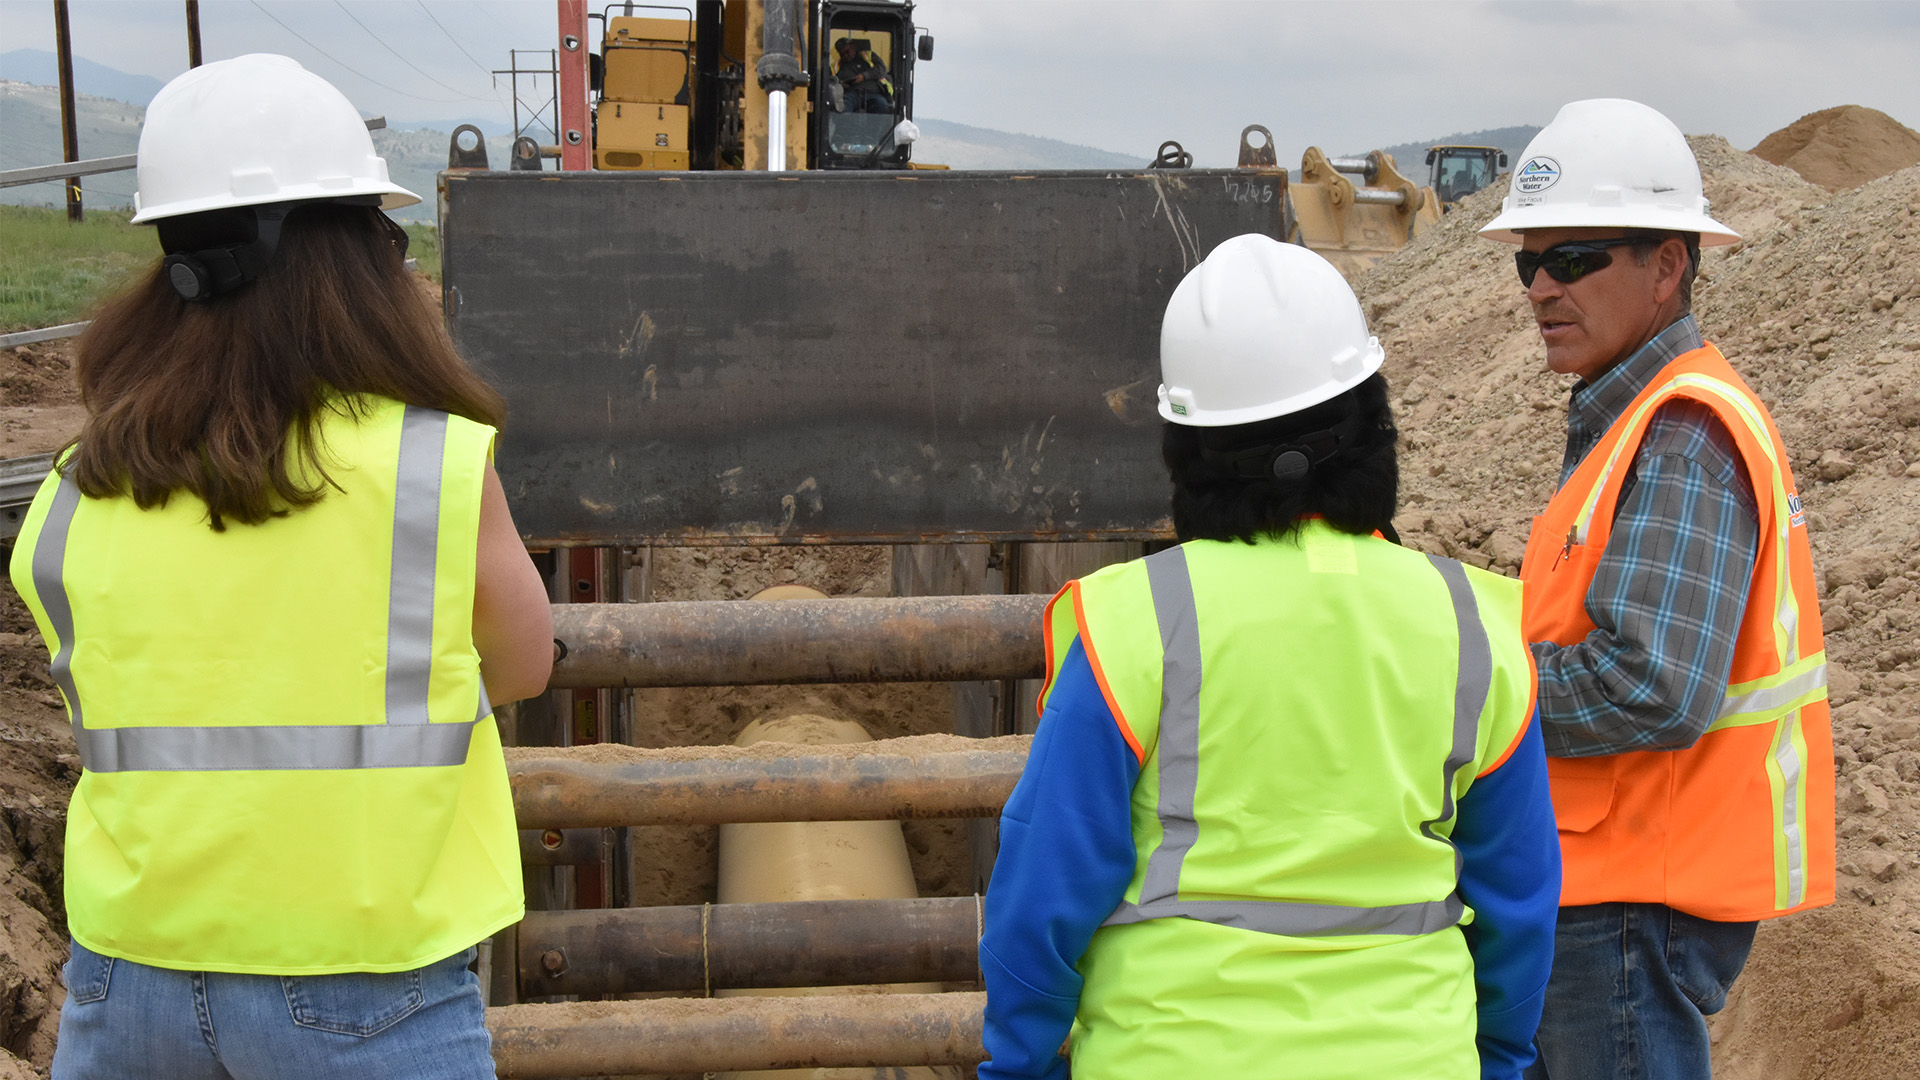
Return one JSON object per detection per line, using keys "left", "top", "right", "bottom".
{"left": 1425, "top": 145, "right": 1507, "bottom": 208}
{"left": 812, "top": 2, "right": 926, "bottom": 169}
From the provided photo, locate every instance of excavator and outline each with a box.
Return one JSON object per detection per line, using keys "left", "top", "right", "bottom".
{"left": 441, "top": 0, "right": 1314, "bottom": 546}
{"left": 567, "top": 0, "right": 936, "bottom": 172}
{"left": 483, "top": 1, "right": 1440, "bottom": 275}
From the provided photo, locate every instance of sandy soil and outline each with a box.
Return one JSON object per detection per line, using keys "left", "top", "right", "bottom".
{"left": 5, "top": 110, "right": 1920, "bottom": 1076}
{"left": 0, "top": 340, "right": 82, "bottom": 458}
{"left": 1752, "top": 105, "right": 1920, "bottom": 192}
{"left": 0, "top": 591, "right": 74, "bottom": 1073}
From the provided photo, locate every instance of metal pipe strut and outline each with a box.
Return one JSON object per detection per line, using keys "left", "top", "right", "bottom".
{"left": 1325, "top": 155, "right": 1378, "bottom": 182}
{"left": 508, "top": 734, "right": 1029, "bottom": 829}
{"left": 487, "top": 991, "right": 986, "bottom": 1078}
{"left": 518, "top": 896, "right": 981, "bottom": 997}
{"left": 1351, "top": 187, "right": 1412, "bottom": 207}
{"left": 0, "top": 157, "right": 137, "bottom": 190}
{"left": 548, "top": 594, "right": 1049, "bottom": 688}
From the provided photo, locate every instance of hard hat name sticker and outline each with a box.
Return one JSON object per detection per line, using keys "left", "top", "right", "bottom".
{"left": 1514, "top": 157, "right": 1562, "bottom": 194}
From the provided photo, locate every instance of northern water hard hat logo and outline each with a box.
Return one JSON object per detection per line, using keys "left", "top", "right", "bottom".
{"left": 1514, "top": 157, "right": 1562, "bottom": 195}
{"left": 1171, "top": 402, "right": 1189, "bottom": 416}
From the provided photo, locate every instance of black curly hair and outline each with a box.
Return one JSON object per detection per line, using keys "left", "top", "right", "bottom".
{"left": 1161, "top": 373, "right": 1398, "bottom": 544}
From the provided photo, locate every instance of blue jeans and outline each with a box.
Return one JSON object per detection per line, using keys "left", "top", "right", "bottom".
{"left": 51, "top": 940, "right": 495, "bottom": 1080}
{"left": 1524, "top": 903, "right": 1756, "bottom": 1080}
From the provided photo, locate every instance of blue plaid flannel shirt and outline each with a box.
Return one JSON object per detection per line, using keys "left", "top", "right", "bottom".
{"left": 1531, "top": 315, "right": 1761, "bottom": 757}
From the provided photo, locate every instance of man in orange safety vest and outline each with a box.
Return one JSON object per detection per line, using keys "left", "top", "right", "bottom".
{"left": 1478, "top": 99, "right": 1834, "bottom": 1080}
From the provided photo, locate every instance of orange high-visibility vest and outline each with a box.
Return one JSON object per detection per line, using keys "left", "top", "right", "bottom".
{"left": 1520, "top": 343, "right": 1833, "bottom": 920}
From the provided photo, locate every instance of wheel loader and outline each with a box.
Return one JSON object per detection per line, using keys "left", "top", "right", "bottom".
{"left": 1425, "top": 144, "right": 1509, "bottom": 208}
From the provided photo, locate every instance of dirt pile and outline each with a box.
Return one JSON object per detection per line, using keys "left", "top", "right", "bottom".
{"left": 1752, "top": 105, "right": 1920, "bottom": 192}
{"left": 1359, "top": 138, "right": 1920, "bottom": 1079}
{"left": 0, "top": 340, "right": 83, "bottom": 457}
{"left": 0, "top": 592, "right": 74, "bottom": 1076}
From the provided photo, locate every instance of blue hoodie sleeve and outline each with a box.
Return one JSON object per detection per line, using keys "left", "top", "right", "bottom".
{"left": 978, "top": 637, "right": 1142, "bottom": 1080}
{"left": 1453, "top": 712, "right": 1561, "bottom": 1080}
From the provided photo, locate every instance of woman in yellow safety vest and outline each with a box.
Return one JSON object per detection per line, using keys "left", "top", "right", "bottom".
{"left": 12, "top": 55, "right": 553, "bottom": 1080}
{"left": 978, "top": 235, "right": 1562, "bottom": 1079}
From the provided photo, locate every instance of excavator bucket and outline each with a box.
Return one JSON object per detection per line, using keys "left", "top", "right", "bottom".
{"left": 440, "top": 167, "right": 1291, "bottom": 546}
{"left": 1285, "top": 144, "right": 1442, "bottom": 279}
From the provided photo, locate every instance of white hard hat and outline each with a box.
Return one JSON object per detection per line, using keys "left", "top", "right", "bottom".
{"left": 131, "top": 54, "right": 418, "bottom": 224}
{"left": 1480, "top": 99, "right": 1737, "bottom": 245}
{"left": 1158, "top": 235, "right": 1384, "bottom": 427}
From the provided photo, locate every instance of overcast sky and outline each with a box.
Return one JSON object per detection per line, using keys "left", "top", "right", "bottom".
{"left": 4, "top": 0, "right": 1918, "bottom": 166}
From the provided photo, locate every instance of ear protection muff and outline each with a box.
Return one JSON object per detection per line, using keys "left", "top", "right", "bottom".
{"left": 1200, "top": 405, "right": 1374, "bottom": 482}
{"left": 158, "top": 206, "right": 290, "bottom": 302}
{"left": 1269, "top": 448, "right": 1311, "bottom": 481}
{"left": 162, "top": 254, "right": 215, "bottom": 301}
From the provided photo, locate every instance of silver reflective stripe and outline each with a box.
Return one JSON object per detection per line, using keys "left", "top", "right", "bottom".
{"left": 385, "top": 406, "right": 448, "bottom": 726}
{"left": 1719, "top": 660, "right": 1826, "bottom": 723}
{"left": 1102, "top": 545, "right": 1484, "bottom": 938}
{"left": 31, "top": 475, "right": 88, "bottom": 759}
{"left": 1421, "top": 555, "right": 1490, "bottom": 874}
{"left": 1775, "top": 710, "right": 1806, "bottom": 907}
{"left": 1104, "top": 893, "right": 1465, "bottom": 937}
{"left": 1138, "top": 545, "right": 1201, "bottom": 906}
{"left": 80, "top": 720, "right": 477, "bottom": 772}
{"left": 42, "top": 408, "right": 478, "bottom": 772}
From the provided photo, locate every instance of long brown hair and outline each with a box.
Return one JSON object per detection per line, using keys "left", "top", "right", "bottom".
{"left": 69, "top": 203, "right": 505, "bottom": 530}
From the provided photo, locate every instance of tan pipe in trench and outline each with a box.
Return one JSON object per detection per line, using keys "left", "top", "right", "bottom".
{"left": 719, "top": 585, "right": 960, "bottom": 1080}
{"left": 717, "top": 711, "right": 960, "bottom": 1080}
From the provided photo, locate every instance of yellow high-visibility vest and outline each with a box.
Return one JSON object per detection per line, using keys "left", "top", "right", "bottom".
{"left": 10, "top": 396, "right": 523, "bottom": 974}
{"left": 1040, "top": 523, "right": 1536, "bottom": 1077}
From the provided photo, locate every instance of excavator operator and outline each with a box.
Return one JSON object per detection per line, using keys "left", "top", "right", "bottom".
{"left": 833, "top": 36, "right": 894, "bottom": 114}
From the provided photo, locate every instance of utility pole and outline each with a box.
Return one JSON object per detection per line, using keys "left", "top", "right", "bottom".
{"left": 53, "top": 0, "right": 82, "bottom": 222}
{"left": 185, "top": 0, "right": 203, "bottom": 68}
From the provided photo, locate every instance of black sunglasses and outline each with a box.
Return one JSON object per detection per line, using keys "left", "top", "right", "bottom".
{"left": 1515, "top": 236, "right": 1657, "bottom": 288}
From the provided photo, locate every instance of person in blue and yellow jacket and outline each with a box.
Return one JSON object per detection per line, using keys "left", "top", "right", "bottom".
{"left": 979, "top": 234, "right": 1562, "bottom": 1080}
{"left": 13, "top": 56, "right": 553, "bottom": 1080}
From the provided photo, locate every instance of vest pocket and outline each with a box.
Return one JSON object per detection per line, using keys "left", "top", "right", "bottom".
{"left": 1548, "top": 775, "right": 1616, "bottom": 833}
{"left": 63, "top": 941, "right": 114, "bottom": 1004}
{"left": 282, "top": 969, "right": 424, "bottom": 1037}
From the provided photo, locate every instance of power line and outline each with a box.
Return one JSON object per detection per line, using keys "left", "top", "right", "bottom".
{"left": 248, "top": 0, "right": 465, "bottom": 103}
{"left": 471, "top": 1, "right": 522, "bottom": 41}
{"left": 333, "top": 0, "right": 490, "bottom": 102}
{"left": 415, "top": 0, "right": 494, "bottom": 75}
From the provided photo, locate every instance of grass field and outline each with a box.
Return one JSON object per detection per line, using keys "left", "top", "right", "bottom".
{"left": 0, "top": 205, "right": 155, "bottom": 332}
{"left": 403, "top": 222, "right": 442, "bottom": 282}
{"left": 0, "top": 207, "right": 445, "bottom": 334}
